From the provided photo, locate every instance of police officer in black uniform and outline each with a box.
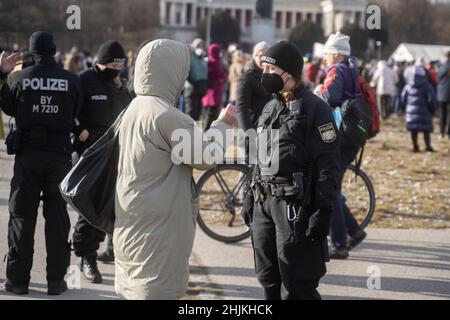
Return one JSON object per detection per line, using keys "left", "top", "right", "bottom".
{"left": 0, "top": 31, "right": 82, "bottom": 295}
{"left": 250, "top": 41, "right": 341, "bottom": 300}
{"left": 72, "top": 40, "right": 132, "bottom": 284}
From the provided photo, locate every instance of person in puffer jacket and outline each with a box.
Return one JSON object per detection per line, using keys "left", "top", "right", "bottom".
{"left": 401, "top": 65, "right": 436, "bottom": 153}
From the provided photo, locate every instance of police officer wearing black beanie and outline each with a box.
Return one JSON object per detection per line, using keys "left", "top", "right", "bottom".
{"left": 72, "top": 40, "right": 132, "bottom": 284}
{"left": 249, "top": 41, "right": 340, "bottom": 300}
{"left": 0, "top": 31, "right": 82, "bottom": 295}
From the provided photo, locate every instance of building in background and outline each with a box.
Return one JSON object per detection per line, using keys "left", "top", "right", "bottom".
{"left": 158, "top": 0, "right": 368, "bottom": 44}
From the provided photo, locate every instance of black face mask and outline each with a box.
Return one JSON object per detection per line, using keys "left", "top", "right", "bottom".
{"left": 102, "top": 68, "right": 120, "bottom": 79}
{"left": 261, "top": 72, "right": 285, "bottom": 94}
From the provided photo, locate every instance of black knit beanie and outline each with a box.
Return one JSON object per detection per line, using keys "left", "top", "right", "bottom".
{"left": 261, "top": 41, "right": 304, "bottom": 78}
{"left": 29, "top": 31, "right": 56, "bottom": 56}
{"left": 97, "top": 40, "right": 126, "bottom": 64}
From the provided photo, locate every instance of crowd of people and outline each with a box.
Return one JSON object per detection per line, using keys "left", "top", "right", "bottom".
{"left": 176, "top": 38, "right": 450, "bottom": 154}
{"left": 4, "top": 35, "right": 449, "bottom": 152}
{"left": 0, "top": 29, "right": 449, "bottom": 301}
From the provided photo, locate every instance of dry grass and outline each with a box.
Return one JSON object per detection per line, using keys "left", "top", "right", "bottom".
{"left": 362, "top": 117, "right": 450, "bottom": 229}
{"left": 194, "top": 116, "right": 450, "bottom": 229}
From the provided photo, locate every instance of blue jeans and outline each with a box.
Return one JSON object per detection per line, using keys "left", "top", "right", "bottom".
{"left": 178, "top": 95, "right": 185, "bottom": 113}
{"left": 330, "top": 146, "right": 360, "bottom": 249}
{"left": 392, "top": 95, "right": 400, "bottom": 114}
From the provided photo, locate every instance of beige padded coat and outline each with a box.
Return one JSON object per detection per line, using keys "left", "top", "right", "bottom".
{"left": 113, "top": 39, "right": 230, "bottom": 300}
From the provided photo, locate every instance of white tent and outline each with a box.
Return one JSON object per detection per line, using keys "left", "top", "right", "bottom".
{"left": 313, "top": 42, "right": 325, "bottom": 59}
{"left": 390, "top": 43, "right": 450, "bottom": 63}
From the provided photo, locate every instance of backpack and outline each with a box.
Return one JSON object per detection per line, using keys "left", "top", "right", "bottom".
{"left": 330, "top": 63, "right": 372, "bottom": 148}
{"left": 340, "top": 96, "right": 372, "bottom": 148}
{"left": 359, "top": 76, "right": 380, "bottom": 139}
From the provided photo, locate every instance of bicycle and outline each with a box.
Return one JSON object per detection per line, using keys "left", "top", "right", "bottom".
{"left": 196, "top": 163, "right": 376, "bottom": 243}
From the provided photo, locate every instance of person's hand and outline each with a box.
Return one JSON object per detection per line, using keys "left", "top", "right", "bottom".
{"left": 114, "top": 77, "right": 123, "bottom": 88}
{"left": 305, "top": 209, "right": 330, "bottom": 242}
{"left": 0, "top": 52, "right": 21, "bottom": 74}
{"left": 79, "top": 130, "right": 90, "bottom": 142}
{"left": 218, "top": 104, "right": 237, "bottom": 126}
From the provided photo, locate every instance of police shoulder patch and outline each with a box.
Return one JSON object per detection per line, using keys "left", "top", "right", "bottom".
{"left": 318, "top": 123, "right": 337, "bottom": 143}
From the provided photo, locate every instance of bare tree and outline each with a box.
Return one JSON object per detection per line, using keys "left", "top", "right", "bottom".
{"left": 372, "top": 0, "right": 450, "bottom": 53}
{"left": 0, "top": 0, "right": 159, "bottom": 52}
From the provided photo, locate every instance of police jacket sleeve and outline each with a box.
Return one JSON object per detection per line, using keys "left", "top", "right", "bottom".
{"left": 0, "top": 74, "right": 17, "bottom": 117}
{"left": 73, "top": 76, "right": 83, "bottom": 119}
{"left": 0, "top": 71, "right": 7, "bottom": 88}
{"left": 309, "top": 101, "right": 341, "bottom": 214}
{"left": 236, "top": 73, "right": 254, "bottom": 131}
{"left": 71, "top": 76, "right": 83, "bottom": 135}
{"left": 74, "top": 74, "right": 91, "bottom": 134}
{"left": 315, "top": 67, "right": 345, "bottom": 108}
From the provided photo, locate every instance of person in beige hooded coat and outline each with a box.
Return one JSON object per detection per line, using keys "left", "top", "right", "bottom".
{"left": 113, "top": 39, "right": 234, "bottom": 300}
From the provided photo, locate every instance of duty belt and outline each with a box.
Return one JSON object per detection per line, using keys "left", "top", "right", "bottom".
{"left": 260, "top": 182, "right": 302, "bottom": 198}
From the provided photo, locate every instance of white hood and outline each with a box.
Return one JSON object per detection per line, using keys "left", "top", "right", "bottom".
{"left": 133, "top": 39, "right": 190, "bottom": 105}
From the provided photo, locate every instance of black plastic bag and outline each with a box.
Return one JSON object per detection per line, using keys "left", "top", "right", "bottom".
{"left": 60, "top": 109, "right": 126, "bottom": 235}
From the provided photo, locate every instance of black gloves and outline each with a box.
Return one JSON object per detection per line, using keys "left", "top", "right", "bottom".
{"left": 305, "top": 208, "right": 331, "bottom": 241}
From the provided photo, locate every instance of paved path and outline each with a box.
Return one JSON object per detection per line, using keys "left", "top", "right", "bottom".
{"left": 189, "top": 228, "right": 450, "bottom": 300}
{"left": 0, "top": 139, "right": 449, "bottom": 300}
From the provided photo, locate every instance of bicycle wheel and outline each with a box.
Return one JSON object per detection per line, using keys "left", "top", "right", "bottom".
{"left": 342, "top": 165, "right": 376, "bottom": 229}
{"left": 196, "top": 164, "right": 252, "bottom": 243}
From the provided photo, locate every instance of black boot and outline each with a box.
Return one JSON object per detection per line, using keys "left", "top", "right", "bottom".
{"left": 411, "top": 131, "right": 420, "bottom": 153}
{"left": 263, "top": 284, "right": 282, "bottom": 300}
{"left": 424, "top": 132, "right": 434, "bottom": 152}
{"left": 3, "top": 279, "right": 29, "bottom": 295}
{"left": 98, "top": 236, "right": 114, "bottom": 263}
{"left": 97, "top": 249, "right": 115, "bottom": 263}
{"left": 329, "top": 246, "right": 349, "bottom": 260}
{"left": 48, "top": 280, "right": 68, "bottom": 296}
{"left": 347, "top": 228, "right": 367, "bottom": 250}
{"left": 79, "top": 255, "right": 103, "bottom": 284}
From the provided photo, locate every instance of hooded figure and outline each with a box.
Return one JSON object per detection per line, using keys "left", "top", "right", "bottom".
{"left": 402, "top": 65, "right": 436, "bottom": 133}
{"left": 113, "top": 39, "right": 232, "bottom": 300}
{"left": 203, "top": 44, "right": 226, "bottom": 107}
{"left": 202, "top": 44, "right": 227, "bottom": 130}
{"left": 372, "top": 60, "right": 398, "bottom": 97}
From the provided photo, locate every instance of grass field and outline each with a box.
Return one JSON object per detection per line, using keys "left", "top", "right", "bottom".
{"left": 195, "top": 116, "right": 450, "bottom": 230}
{"left": 362, "top": 116, "right": 450, "bottom": 228}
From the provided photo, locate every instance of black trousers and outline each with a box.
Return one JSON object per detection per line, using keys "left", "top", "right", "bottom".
{"left": 72, "top": 216, "right": 105, "bottom": 258}
{"left": 203, "top": 106, "right": 219, "bottom": 131}
{"left": 440, "top": 102, "right": 450, "bottom": 137}
{"left": 185, "top": 93, "right": 203, "bottom": 121}
{"left": 379, "top": 95, "right": 392, "bottom": 120}
{"left": 251, "top": 196, "right": 328, "bottom": 300}
{"left": 411, "top": 131, "right": 432, "bottom": 149}
{"left": 7, "top": 150, "right": 72, "bottom": 285}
